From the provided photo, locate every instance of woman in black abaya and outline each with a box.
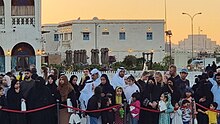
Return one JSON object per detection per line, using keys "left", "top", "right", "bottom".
{"left": 46, "top": 75, "right": 58, "bottom": 102}
{"left": 26, "top": 76, "right": 54, "bottom": 124}
{"left": 140, "top": 77, "right": 162, "bottom": 124}
{"left": 46, "top": 75, "right": 58, "bottom": 124}
{"left": 7, "top": 79, "right": 27, "bottom": 124}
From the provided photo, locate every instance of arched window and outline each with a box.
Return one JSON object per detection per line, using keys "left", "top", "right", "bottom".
{"left": 0, "top": 0, "right": 4, "bottom": 16}
{"left": 11, "top": 42, "right": 36, "bottom": 71}
{"left": 11, "top": 0, "right": 34, "bottom": 16}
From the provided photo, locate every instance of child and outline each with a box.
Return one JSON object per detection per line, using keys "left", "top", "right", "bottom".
{"left": 130, "top": 92, "right": 141, "bottom": 124}
{"left": 113, "top": 87, "right": 126, "bottom": 124}
{"left": 159, "top": 94, "right": 167, "bottom": 112}
{"left": 101, "top": 96, "right": 115, "bottom": 124}
{"left": 123, "top": 75, "right": 140, "bottom": 103}
{"left": 183, "top": 88, "right": 197, "bottom": 123}
{"left": 171, "top": 102, "right": 183, "bottom": 124}
{"left": 181, "top": 100, "right": 191, "bottom": 124}
{"left": 183, "top": 88, "right": 196, "bottom": 112}
{"left": 198, "top": 102, "right": 218, "bottom": 124}
{"left": 158, "top": 92, "right": 174, "bottom": 124}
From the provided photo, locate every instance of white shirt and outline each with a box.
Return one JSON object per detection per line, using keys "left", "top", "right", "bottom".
{"left": 171, "top": 109, "right": 183, "bottom": 124}
{"left": 211, "top": 84, "right": 220, "bottom": 110}
{"left": 79, "top": 78, "right": 101, "bottom": 109}
{"left": 159, "top": 100, "right": 167, "bottom": 111}
{"left": 111, "top": 68, "right": 126, "bottom": 89}
{"left": 123, "top": 83, "right": 140, "bottom": 103}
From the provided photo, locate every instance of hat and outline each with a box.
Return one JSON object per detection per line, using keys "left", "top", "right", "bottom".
{"left": 124, "top": 74, "right": 130, "bottom": 79}
{"left": 185, "top": 88, "right": 194, "bottom": 94}
{"left": 119, "top": 67, "right": 125, "bottom": 70}
{"left": 90, "top": 68, "right": 99, "bottom": 75}
{"left": 180, "top": 68, "right": 188, "bottom": 73}
{"left": 127, "top": 75, "right": 135, "bottom": 81}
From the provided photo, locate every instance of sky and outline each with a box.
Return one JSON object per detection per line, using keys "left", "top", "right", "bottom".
{"left": 42, "top": 0, "right": 220, "bottom": 44}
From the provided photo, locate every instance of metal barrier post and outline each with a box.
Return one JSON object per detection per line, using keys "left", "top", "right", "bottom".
{"left": 192, "top": 98, "right": 195, "bottom": 124}
{"left": 56, "top": 99, "right": 60, "bottom": 124}
{"left": 123, "top": 100, "right": 127, "bottom": 124}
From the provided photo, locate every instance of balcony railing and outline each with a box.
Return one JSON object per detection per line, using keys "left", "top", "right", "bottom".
{"left": 12, "top": 16, "right": 35, "bottom": 26}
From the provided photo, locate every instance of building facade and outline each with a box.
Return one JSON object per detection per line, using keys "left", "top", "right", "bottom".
{"left": 178, "top": 35, "right": 218, "bottom": 53}
{"left": 44, "top": 18, "right": 165, "bottom": 64}
{"left": 0, "top": 0, "right": 42, "bottom": 73}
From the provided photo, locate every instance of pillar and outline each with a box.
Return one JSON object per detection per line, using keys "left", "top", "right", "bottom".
{"left": 36, "top": 55, "right": 41, "bottom": 75}
{"left": 5, "top": 55, "right": 11, "bottom": 72}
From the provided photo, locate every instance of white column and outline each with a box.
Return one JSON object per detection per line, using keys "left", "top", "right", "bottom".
{"left": 4, "top": 0, "right": 12, "bottom": 32}
{"left": 5, "top": 55, "right": 11, "bottom": 72}
{"left": 35, "top": 0, "right": 41, "bottom": 32}
{"left": 36, "top": 55, "right": 41, "bottom": 75}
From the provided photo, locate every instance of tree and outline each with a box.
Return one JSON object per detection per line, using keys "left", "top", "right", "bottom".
{"left": 162, "top": 56, "right": 174, "bottom": 67}
{"left": 111, "top": 62, "right": 126, "bottom": 70}
{"left": 123, "top": 55, "right": 137, "bottom": 69}
{"left": 109, "top": 56, "right": 116, "bottom": 64}
{"left": 151, "top": 62, "right": 167, "bottom": 71}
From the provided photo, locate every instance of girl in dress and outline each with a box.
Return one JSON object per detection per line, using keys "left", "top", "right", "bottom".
{"left": 171, "top": 102, "right": 183, "bottom": 124}
{"left": 113, "top": 87, "right": 126, "bottom": 124}
{"left": 158, "top": 92, "right": 174, "bottom": 124}
{"left": 130, "top": 92, "right": 141, "bottom": 124}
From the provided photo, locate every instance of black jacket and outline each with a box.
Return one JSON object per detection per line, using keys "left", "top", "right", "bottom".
{"left": 26, "top": 78, "right": 54, "bottom": 124}
{"left": 0, "top": 95, "right": 8, "bottom": 124}
{"left": 87, "top": 94, "right": 101, "bottom": 118}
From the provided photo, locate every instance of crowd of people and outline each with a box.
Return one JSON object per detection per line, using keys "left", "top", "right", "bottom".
{"left": 0, "top": 64, "right": 220, "bottom": 124}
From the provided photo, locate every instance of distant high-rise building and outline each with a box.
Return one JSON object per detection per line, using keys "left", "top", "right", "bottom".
{"left": 178, "top": 35, "right": 218, "bottom": 53}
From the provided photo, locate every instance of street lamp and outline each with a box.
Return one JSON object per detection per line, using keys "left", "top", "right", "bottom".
{"left": 182, "top": 12, "right": 202, "bottom": 61}
{"left": 165, "top": 30, "right": 172, "bottom": 65}
{"left": 94, "top": 23, "right": 98, "bottom": 49}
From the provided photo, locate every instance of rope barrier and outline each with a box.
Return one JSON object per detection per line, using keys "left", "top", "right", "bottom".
{"left": 0, "top": 104, "right": 56, "bottom": 114}
{"left": 130, "top": 105, "right": 160, "bottom": 113}
{"left": 131, "top": 103, "right": 220, "bottom": 114}
{"left": 61, "top": 104, "right": 121, "bottom": 113}
{"left": 196, "top": 103, "right": 220, "bottom": 113}
{"left": 0, "top": 102, "right": 218, "bottom": 114}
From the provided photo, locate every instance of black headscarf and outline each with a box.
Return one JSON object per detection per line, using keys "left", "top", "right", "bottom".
{"left": 69, "top": 75, "right": 80, "bottom": 100}
{"left": 27, "top": 76, "right": 53, "bottom": 109}
{"left": 99, "top": 74, "right": 114, "bottom": 96}
{"left": 100, "top": 74, "right": 110, "bottom": 84}
{"left": 26, "top": 76, "right": 54, "bottom": 124}
{"left": 46, "top": 75, "right": 58, "bottom": 99}
{"left": 163, "top": 77, "right": 181, "bottom": 105}
{"left": 35, "top": 76, "right": 46, "bottom": 88}
{"left": 7, "top": 79, "right": 23, "bottom": 110}
{"left": 10, "top": 79, "right": 17, "bottom": 92}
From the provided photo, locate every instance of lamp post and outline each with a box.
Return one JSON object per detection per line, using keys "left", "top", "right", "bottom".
{"left": 94, "top": 23, "right": 99, "bottom": 49}
{"left": 165, "top": 30, "right": 172, "bottom": 65}
{"left": 182, "top": 12, "right": 202, "bottom": 61}
{"left": 164, "top": 0, "right": 167, "bottom": 31}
